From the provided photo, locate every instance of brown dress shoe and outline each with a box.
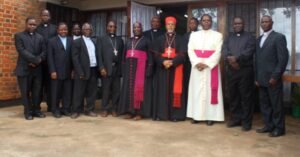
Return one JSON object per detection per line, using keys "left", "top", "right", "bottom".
{"left": 133, "top": 115, "right": 142, "bottom": 121}
{"left": 100, "top": 111, "right": 108, "bottom": 117}
{"left": 86, "top": 111, "right": 98, "bottom": 117}
{"left": 71, "top": 113, "right": 80, "bottom": 119}
{"left": 111, "top": 111, "right": 118, "bottom": 117}
{"left": 124, "top": 114, "right": 133, "bottom": 119}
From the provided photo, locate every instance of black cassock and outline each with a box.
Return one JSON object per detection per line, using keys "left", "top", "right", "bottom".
{"left": 151, "top": 33, "right": 187, "bottom": 121}
{"left": 118, "top": 36, "right": 153, "bottom": 117}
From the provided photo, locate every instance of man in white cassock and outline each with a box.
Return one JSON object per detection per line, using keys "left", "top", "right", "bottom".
{"left": 187, "top": 14, "right": 224, "bottom": 126}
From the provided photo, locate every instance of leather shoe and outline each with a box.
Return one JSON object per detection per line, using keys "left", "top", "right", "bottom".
{"left": 71, "top": 113, "right": 80, "bottom": 119}
{"left": 32, "top": 111, "right": 46, "bottom": 118}
{"left": 191, "top": 120, "right": 200, "bottom": 124}
{"left": 256, "top": 127, "right": 272, "bottom": 133}
{"left": 100, "top": 111, "right": 108, "bottom": 117}
{"left": 61, "top": 110, "right": 71, "bottom": 116}
{"left": 206, "top": 121, "right": 214, "bottom": 126}
{"left": 227, "top": 121, "right": 241, "bottom": 128}
{"left": 53, "top": 112, "right": 61, "bottom": 118}
{"left": 86, "top": 111, "right": 98, "bottom": 117}
{"left": 111, "top": 111, "right": 118, "bottom": 117}
{"left": 242, "top": 126, "right": 251, "bottom": 132}
{"left": 25, "top": 114, "right": 33, "bottom": 120}
{"left": 269, "top": 129, "right": 285, "bottom": 137}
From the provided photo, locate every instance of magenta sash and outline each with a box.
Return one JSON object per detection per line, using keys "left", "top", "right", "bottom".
{"left": 126, "top": 50, "right": 147, "bottom": 109}
{"left": 194, "top": 50, "right": 218, "bottom": 105}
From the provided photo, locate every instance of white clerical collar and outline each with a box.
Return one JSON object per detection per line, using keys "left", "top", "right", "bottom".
{"left": 43, "top": 24, "right": 48, "bottom": 27}
{"left": 153, "top": 29, "right": 158, "bottom": 32}
{"left": 262, "top": 29, "right": 273, "bottom": 36}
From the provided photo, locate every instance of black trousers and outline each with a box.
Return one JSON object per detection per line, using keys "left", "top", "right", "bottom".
{"left": 50, "top": 79, "right": 72, "bottom": 113}
{"left": 72, "top": 68, "right": 98, "bottom": 113}
{"left": 259, "top": 82, "right": 285, "bottom": 132}
{"left": 17, "top": 74, "right": 42, "bottom": 115}
{"left": 42, "top": 64, "right": 51, "bottom": 110}
{"left": 226, "top": 67, "right": 254, "bottom": 128}
{"left": 101, "top": 66, "right": 121, "bottom": 112}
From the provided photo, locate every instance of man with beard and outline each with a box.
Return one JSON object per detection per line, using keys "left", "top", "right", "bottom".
{"left": 152, "top": 16, "right": 187, "bottom": 122}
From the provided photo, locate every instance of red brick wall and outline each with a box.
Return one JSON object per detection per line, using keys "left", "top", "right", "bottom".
{"left": 0, "top": 0, "right": 45, "bottom": 100}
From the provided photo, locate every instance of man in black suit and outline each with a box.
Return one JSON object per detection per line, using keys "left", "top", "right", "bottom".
{"left": 71, "top": 23, "right": 100, "bottom": 119}
{"left": 222, "top": 17, "right": 256, "bottom": 131}
{"left": 36, "top": 9, "right": 57, "bottom": 112}
{"left": 14, "top": 17, "right": 46, "bottom": 120}
{"left": 47, "top": 22, "right": 73, "bottom": 118}
{"left": 255, "top": 15, "right": 289, "bottom": 137}
{"left": 143, "top": 16, "right": 164, "bottom": 41}
{"left": 97, "top": 20, "right": 124, "bottom": 117}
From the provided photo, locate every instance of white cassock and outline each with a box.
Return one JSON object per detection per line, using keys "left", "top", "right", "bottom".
{"left": 187, "top": 29, "right": 224, "bottom": 121}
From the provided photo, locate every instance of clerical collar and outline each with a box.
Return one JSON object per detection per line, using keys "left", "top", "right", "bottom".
{"left": 167, "top": 32, "right": 175, "bottom": 36}
{"left": 27, "top": 31, "right": 34, "bottom": 36}
{"left": 134, "top": 35, "right": 141, "bottom": 39}
{"left": 235, "top": 31, "right": 244, "bottom": 37}
{"left": 43, "top": 23, "right": 48, "bottom": 27}
{"left": 109, "top": 33, "right": 115, "bottom": 38}
{"left": 152, "top": 29, "right": 158, "bottom": 32}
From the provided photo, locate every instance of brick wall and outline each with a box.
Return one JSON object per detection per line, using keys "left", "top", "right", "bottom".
{"left": 0, "top": 0, "right": 45, "bottom": 100}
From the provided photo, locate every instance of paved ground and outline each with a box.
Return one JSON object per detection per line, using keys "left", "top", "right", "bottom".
{"left": 0, "top": 102, "right": 300, "bottom": 157}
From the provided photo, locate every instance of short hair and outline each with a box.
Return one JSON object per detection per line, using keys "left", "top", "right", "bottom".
{"left": 72, "top": 23, "right": 81, "bottom": 28}
{"left": 152, "top": 16, "right": 161, "bottom": 21}
{"left": 41, "top": 9, "right": 50, "bottom": 15}
{"left": 107, "top": 19, "right": 116, "bottom": 26}
{"left": 190, "top": 17, "right": 199, "bottom": 24}
{"left": 233, "top": 16, "right": 244, "bottom": 23}
{"left": 82, "top": 22, "right": 92, "bottom": 31}
{"left": 200, "top": 14, "right": 212, "bottom": 21}
{"left": 25, "top": 17, "right": 36, "bottom": 23}
{"left": 57, "top": 22, "right": 68, "bottom": 28}
{"left": 261, "top": 15, "right": 273, "bottom": 22}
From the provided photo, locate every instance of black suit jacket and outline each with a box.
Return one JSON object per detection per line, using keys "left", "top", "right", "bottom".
{"left": 14, "top": 31, "right": 46, "bottom": 76}
{"left": 47, "top": 36, "right": 73, "bottom": 80}
{"left": 143, "top": 29, "right": 165, "bottom": 41}
{"left": 72, "top": 37, "right": 100, "bottom": 80}
{"left": 36, "top": 23, "right": 57, "bottom": 43}
{"left": 255, "top": 31, "right": 289, "bottom": 87}
{"left": 97, "top": 34, "right": 124, "bottom": 77}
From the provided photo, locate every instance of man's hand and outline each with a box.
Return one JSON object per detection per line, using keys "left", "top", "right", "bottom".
{"left": 196, "top": 63, "right": 208, "bottom": 71}
{"left": 269, "top": 78, "right": 277, "bottom": 87}
{"left": 51, "top": 72, "right": 57, "bottom": 80}
{"left": 28, "top": 63, "right": 36, "bottom": 68}
{"left": 230, "top": 62, "right": 240, "bottom": 70}
{"left": 227, "top": 56, "right": 237, "bottom": 64}
{"left": 255, "top": 81, "right": 259, "bottom": 87}
{"left": 71, "top": 71, "right": 74, "bottom": 79}
{"left": 163, "top": 60, "right": 173, "bottom": 69}
{"left": 100, "top": 68, "right": 107, "bottom": 77}
{"left": 80, "top": 75, "right": 85, "bottom": 80}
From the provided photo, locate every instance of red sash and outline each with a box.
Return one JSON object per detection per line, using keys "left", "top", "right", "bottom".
{"left": 161, "top": 48, "right": 183, "bottom": 108}
{"left": 126, "top": 50, "right": 147, "bottom": 109}
{"left": 194, "top": 50, "right": 219, "bottom": 105}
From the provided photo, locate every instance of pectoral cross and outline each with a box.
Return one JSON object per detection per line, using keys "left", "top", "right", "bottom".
{"left": 167, "top": 47, "right": 172, "bottom": 58}
{"left": 113, "top": 49, "right": 118, "bottom": 56}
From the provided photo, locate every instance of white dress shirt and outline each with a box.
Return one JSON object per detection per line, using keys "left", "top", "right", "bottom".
{"left": 260, "top": 29, "right": 273, "bottom": 48}
{"left": 82, "top": 35, "right": 97, "bottom": 67}
{"left": 58, "top": 35, "right": 67, "bottom": 50}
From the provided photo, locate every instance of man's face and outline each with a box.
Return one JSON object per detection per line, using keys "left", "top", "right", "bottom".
{"left": 201, "top": 15, "right": 212, "bottom": 30}
{"left": 107, "top": 21, "right": 116, "bottom": 34}
{"left": 72, "top": 24, "right": 81, "bottom": 36}
{"left": 82, "top": 24, "right": 92, "bottom": 37}
{"left": 260, "top": 16, "right": 273, "bottom": 32}
{"left": 166, "top": 22, "right": 176, "bottom": 33}
{"left": 189, "top": 19, "right": 198, "bottom": 32}
{"left": 151, "top": 17, "right": 161, "bottom": 30}
{"left": 26, "top": 19, "right": 37, "bottom": 33}
{"left": 233, "top": 18, "right": 244, "bottom": 33}
{"left": 133, "top": 23, "right": 142, "bottom": 36}
{"left": 58, "top": 24, "right": 68, "bottom": 37}
{"left": 41, "top": 10, "right": 50, "bottom": 23}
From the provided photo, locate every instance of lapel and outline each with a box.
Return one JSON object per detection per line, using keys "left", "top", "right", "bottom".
{"left": 24, "top": 31, "right": 35, "bottom": 50}
{"left": 261, "top": 31, "right": 275, "bottom": 50}
{"left": 66, "top": 37, "right": 71, "bottom": 54}
{"left": 56, "top": 36, "right": 66, "bottom": 52}
{"left": 81, "top": 37, "right": 89, "bottom": 57}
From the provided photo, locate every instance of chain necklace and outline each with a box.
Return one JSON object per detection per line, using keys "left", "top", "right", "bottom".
{"left": 130, "top": 36, "right": 143, "bottom": 57}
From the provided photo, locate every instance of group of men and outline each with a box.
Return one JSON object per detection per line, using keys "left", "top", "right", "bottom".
{"left": 14, "top": 9, "right": 288, "bottom": 137}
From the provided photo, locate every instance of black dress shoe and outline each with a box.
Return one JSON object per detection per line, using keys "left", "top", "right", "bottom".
{"left": 61, "top": 111, "right": 71, "bottom": 116}
{"left": 256, "top": 127, "right": 272, "bottom": 133}
{"left": 206, "top": 121, "right": 214, "bottom": 126}
{"left": 32, "top": 111, "right": 46, "bottom": 118}
{"left": 227, "top": 121, "right": 241, "bottom": 128}
{"left": 53, "top": 112, "right": 62, "bottom": 118}
{"left": 71, "top": 113, "right": 80, "bottom": 119}
{"left": 242, "top": 126, "right": 251, "bottom": 132}
{"left": 269, "top": 129, "right": 285, "bottom": 137}
{"left": 191, "top": 120, "right": 200, "bottom": 124}
{"left": 25, "top": 115, "right": 33, "bottom": 120}
{"left": 171, "top": 119, "right": 178, "bottom": 122}
{"left": 86, "top": 111, "right": 98, "bottom": 117}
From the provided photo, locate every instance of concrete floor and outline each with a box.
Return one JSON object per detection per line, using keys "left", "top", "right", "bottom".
{"left": 0, "top": 102, "right": 300, "bottom": 157}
